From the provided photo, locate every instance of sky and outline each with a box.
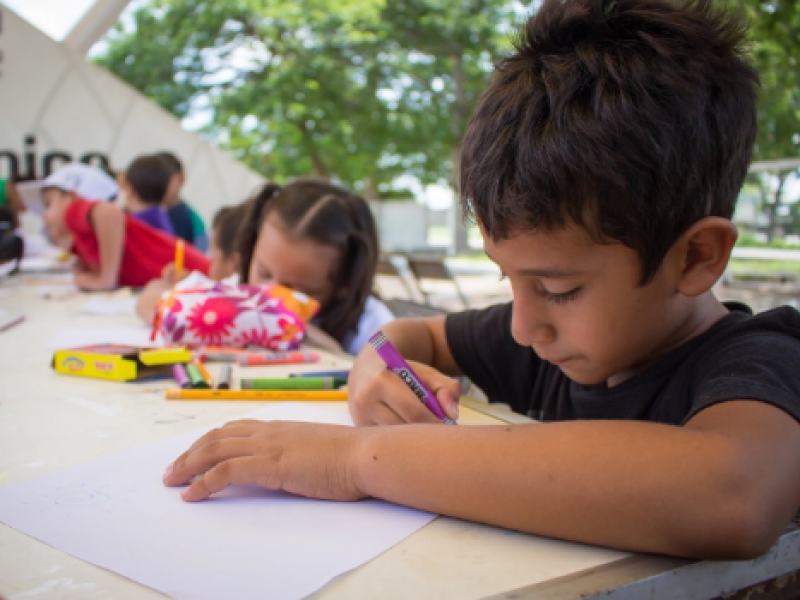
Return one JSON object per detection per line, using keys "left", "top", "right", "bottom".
{"left": 3, "top": 0, "right": 98, "bottom": 40}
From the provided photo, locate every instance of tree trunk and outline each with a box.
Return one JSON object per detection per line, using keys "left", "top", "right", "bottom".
{"left": 296, "top": 120, "right": 330, "bottom": 180}
{"left": 450, "top": 51, "right": 471, "bottom": 256}
{"left": 765, "top": 172, "right": 788, "bottom": 242}
{"left": 363, "top": 176, "right": 379, "bottom": 201}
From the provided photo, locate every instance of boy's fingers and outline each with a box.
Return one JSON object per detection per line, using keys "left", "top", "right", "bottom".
{"left": 180, "top": 423, "right": 260, "bottom": 456}
{"left": 181, "top": 457, "right": 258, "bottom": 502}
{"left": 164, "top": 438, "right": 256, "bottom": 486}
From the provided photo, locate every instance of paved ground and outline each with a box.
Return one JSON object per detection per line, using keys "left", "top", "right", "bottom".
{"left": 376, "top": 273, "right": 800, "bottom": 315}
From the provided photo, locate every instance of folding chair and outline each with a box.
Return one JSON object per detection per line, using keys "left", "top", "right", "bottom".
{"left": 405, "top": 254, "right": 470, "bottom": 309}
{"left": 375, "top": 255, "right": 419, "bottom": 301}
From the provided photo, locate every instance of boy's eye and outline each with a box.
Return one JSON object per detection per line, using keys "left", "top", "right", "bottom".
{"left": 498, "top": 272, "right": 507, "bottom": 282}
{"left": 541, "top": 287, "right": 582, "bottom": 305}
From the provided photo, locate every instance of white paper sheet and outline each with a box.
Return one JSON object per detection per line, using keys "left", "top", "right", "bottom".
{"left": 0, "top": 404, "right": 436, "bottom": 600}
{"left": 79, "top": 297, "right": 137, "bottom": 316}
{"left": 47, "top": 326, "right": 161, "bottom": 349}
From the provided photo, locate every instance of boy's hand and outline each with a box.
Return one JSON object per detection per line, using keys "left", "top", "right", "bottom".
{"left": 163, "top": 420, "right": 367, "bottom": 502}
{"left": 349, "top": 354, "right": 461, "bottom": 426}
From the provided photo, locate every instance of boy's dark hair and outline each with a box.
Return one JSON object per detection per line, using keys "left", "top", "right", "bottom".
{"left": 239, "top": 180, "right": 379, "bottom": 343}
{"left": 156, "top": 151, "right": 184, "bottom": 176}
{"left": 212, "top": 204, "right": 246, "bottom": 259}
{"left": 460, "top": 0, "right": 759, "bottom": 283}
{"left": 125, "top": 155, "right": 171, "bottom": 205}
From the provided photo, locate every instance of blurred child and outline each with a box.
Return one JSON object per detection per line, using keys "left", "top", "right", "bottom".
{"left": 136, "top": 203, "right": 246, "bottom": 322}
{"left": 121, "top": 155, "right": 175, "bottom": 236}
{"left": 42, "top": 182, "right": 209, "bottom": 290}
{"left": 237, "top": 180, "right": 393, "bottom": 354}
{"left": 0, "top": 178, "right": 25, "bottom": 230}
{"left": 157, "top": 152, "right": 209, "bottom": 252}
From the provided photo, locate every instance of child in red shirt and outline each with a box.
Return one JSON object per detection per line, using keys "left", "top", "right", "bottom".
{"left": 42, "top": 187, "right": 209, "bottom": 290}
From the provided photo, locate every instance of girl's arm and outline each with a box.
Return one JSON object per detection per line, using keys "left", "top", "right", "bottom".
{"left": 75, "top": 203, "right": 125, "bottom": 290}
{"left": 136, "top": 279, "right": 170, "bottom": 323}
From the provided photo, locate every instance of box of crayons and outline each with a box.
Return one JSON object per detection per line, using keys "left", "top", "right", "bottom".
{"left": 52, "top": 345, "right": 192, "bottom": 382}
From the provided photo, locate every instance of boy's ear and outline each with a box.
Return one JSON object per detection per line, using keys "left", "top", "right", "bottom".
{"left": 671, "top": 217, "right": 737, "bottom": 297}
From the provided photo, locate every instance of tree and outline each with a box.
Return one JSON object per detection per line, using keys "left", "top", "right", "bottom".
{"left": 733, "top": 0, "right": 800, "bottom": 240}
{"left": 96, "top": 0, "right": 528, "bottom": 214}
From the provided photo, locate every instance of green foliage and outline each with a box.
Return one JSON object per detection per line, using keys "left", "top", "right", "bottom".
{"left": 96, "top": 0, "right": 530, "bottom": 199}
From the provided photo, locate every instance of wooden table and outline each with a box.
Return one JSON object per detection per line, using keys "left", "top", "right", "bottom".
{"left": 0, "top": 280, "right": 798, "bottom": 599}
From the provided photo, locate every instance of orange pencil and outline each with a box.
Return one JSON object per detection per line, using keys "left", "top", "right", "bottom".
{"left": 165, "top": 389, "right": 348, "bottom": 401}
{"left": 174, "top": 239, "right": 185, "bottom": 279}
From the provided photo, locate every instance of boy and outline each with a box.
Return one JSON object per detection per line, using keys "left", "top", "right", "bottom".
{"left": 42, "top": 180, "right": 209, "bottom": 290}
{"left": 157, "top": 152, "right": 209, "bottom": 252}
{"left": 163, "top": 0, "right": 800, "bottom": 559}
{"left": 121, "top": 155, "right": 175, "bottom": 236}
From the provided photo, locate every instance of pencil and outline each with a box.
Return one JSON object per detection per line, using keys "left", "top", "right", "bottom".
{"left": 164, "top": 389, "right": 348, "bottom": 401}
{"left": 174, "top": 239, "right": 185, "bottom": 278}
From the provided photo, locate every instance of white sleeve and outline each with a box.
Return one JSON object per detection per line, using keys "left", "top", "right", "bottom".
{"left": 342, "top": 296, "right": 395, "bottom": 355}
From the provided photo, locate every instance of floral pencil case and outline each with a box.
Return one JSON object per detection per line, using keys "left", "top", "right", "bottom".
{"left": 154, "top": 280, "right": 319, "bottom": 350}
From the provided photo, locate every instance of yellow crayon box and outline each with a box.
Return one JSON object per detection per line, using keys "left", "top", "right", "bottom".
{"left": 52, "top": 345, "right": 192, "bottom": 382}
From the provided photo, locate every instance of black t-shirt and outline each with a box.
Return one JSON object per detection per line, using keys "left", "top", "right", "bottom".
{"left": 445, "top": 303, "right": 800, "bottom": 425}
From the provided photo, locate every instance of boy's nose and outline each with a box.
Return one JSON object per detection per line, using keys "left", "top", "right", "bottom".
{"left": 510, "top": 300, "right": 556, "bottom": 347}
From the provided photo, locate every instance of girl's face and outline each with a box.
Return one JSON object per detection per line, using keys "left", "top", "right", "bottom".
{"left": 248, "top": 213, "right": 341, "bottom": 307}
{"left": 208, "top": 227, "right": 239, "bottom": 281}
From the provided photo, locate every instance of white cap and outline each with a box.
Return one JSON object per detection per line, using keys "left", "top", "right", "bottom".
{"left": 17, "top": 163, "right": 119, "bottom": 215}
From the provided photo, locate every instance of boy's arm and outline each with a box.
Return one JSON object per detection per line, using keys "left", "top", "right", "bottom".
{"left": 74, "top": 203, "right": 125, "bottom": 290}
{"left": 165, "top": 398, "right": 800, "bottom": 559}
{"left": 348, "top": 316, "right": 464, "bottom": 425}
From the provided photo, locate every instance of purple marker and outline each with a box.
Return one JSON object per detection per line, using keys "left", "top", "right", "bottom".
{"left": 368, "top": 331, "right": 457, "bottom": 425}
{"left": 172, "top": 364, "right": 192, "bottom": 389}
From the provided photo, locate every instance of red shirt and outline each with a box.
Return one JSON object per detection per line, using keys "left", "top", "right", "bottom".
{"left": 66, "top": 199, "right": 210, "bottom": 287}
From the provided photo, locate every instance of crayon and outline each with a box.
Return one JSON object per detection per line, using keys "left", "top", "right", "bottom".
{"left": 216, "top": 364, "right": 232, "bottom": 390}
{"left": 290, "top": 370, "right": 350, "bottom": 380}
{"left": 237, "top": 352, "right": 320, "bottom": 367}
{"left": 241, "top": 377, "right": 347, "bottom": 391}
{"left": 195, "top": 361, "right": 214, "bottom": 387}
{"left": 172, "top": 364, "right": 192, "bottom": 389}
{"left": 165, "top": 389, "right": 348, "bottom": 401}
{"left": 368, "top": 331, "right": 456, "bottom": 425}
{"left": 185, "top": 362, "right": 210, "bottom": 389}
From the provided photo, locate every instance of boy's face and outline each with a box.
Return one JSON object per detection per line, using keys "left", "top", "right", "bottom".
{"left": 483, "top": 222, "right": 690, "bottom": 387}
{"left": 42, "top": 188, "right": 74, "bottom": 243}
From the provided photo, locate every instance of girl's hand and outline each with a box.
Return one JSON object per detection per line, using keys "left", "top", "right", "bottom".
{"left": 348, "top": 355, "right": 461, "bottom": 426}
{"left": 160, "top": 263, "right": 188, "bottom": 286}
{"left": 163, "top": 420, "right": 367, "bottom": 502}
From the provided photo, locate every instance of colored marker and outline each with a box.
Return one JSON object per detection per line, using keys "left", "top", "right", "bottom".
{"left": 290, "top": 370, "right": 350, "bottom": 380}
{"left": 174, "top": 239, "right": 185, "bottom": 279}
{"left": 241, "top": 377, "right": 346, "bottom": 391}
{"left": 368, "top": 331, "right": 457, "bottom": 425}
{"left": 172, "top": 364, "right": 192, "bottom": 389}
{"left": 185, "top": 362, "right": 210, "bottom": 389}
{"left": 237, "top": 352, "right": 320, "bottom": 367}
{"left": 165, "top": 389, "right": 348, "bottom": 401}
{"left": 216, "top": 364, "right": 232, "bottom": 390}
